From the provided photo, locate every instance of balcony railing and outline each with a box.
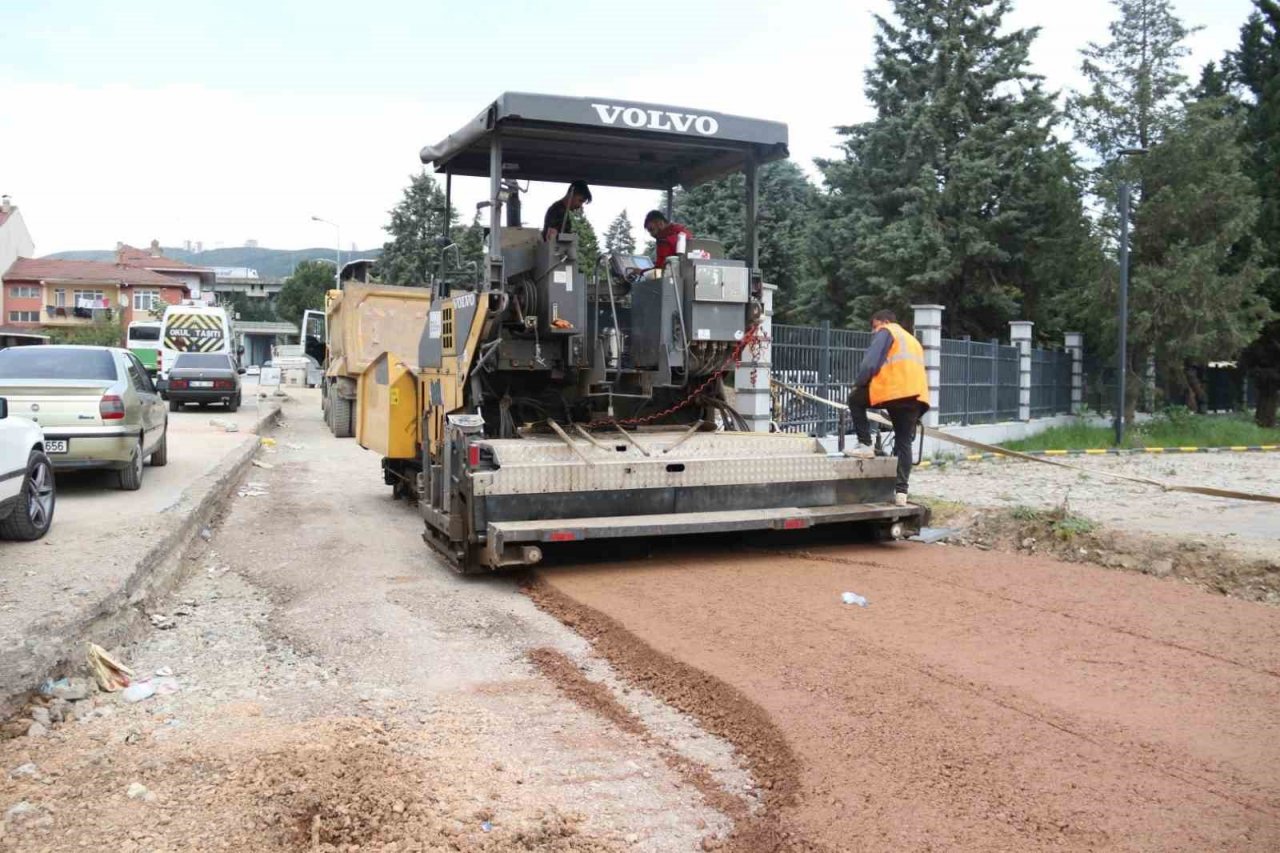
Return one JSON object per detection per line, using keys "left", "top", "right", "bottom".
{"left": 44, "top": 305, "right": 115, "bottom": 324}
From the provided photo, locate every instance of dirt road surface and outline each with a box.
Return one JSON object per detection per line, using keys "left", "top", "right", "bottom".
{"left": 535, "top": 541, "right": 1280, "bottom": 851}
{"left": 3, "top": 396, "right": 1278, "bottom": 851}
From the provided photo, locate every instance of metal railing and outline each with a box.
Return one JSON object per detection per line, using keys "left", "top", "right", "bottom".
{"left": 937, "top": 338, "right": 1020, "bottom": 425}
{"left": 1030, "top": 348, "right": 1073, "bottom": 419}
{"left": 771, "top": 322, "right": 1073, "bottom": 434}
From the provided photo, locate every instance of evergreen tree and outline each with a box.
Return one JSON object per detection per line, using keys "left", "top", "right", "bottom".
{"left": 1124, "top": 97, "right": 1270, "bottom": 406}
{"left": 446, "top": 212, "right": 487, "bottom": 290}
{"left": 569, "top": 211, "right": 599, "bottom": 262}
{"left": 1068, "top": 0, "right": 1197, "bottom": 162}
{"left": 816, "top": 0, "right": 1091, "bottom": 336}
{"left": 603, "top": 210, "right": 636, "bottom": 255}
{"left": 379, "top": 172, "right": 455, "bottom": 287}
{"left": 673, "top": 160, "right": 819, "bottom": 322}
{"left": 1233, "top": 0, "right": 1280, "bottom": 426}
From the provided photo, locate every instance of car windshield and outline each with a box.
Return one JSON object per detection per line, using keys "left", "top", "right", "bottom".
{"left": 0, "top": 347, "right": 117, "bottom": 380}
{"left": 173, "top": 353, "right": 233, "bottom": 370}
{"left": 129, "top": 326, "right": 161, "bottom": 341}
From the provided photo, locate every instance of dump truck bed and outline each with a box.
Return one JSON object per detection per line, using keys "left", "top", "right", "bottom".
{"left": 326, "top": 283, "right": 434, "bottom": 378}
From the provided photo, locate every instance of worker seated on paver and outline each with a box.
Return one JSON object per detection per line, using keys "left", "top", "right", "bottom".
{"left": 542, "top": 180, "right": 592, "bottom": 242}
{"left": 643, "top": 210, "right": 693, "bottom": 269}
{"left": 844, "top": 310, "right": 931, "bottom": 507}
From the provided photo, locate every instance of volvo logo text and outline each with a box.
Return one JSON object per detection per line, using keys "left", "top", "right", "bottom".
{"left": 591, "top": 104, "right": 720, "bottom": 136}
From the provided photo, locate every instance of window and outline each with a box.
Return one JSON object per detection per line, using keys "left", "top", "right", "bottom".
{"left": 173, "top": 353, "right": 234, "bottom": 370}
{"left": 0, "top": 347, "right": 117, "bottom": 380}
{"left": 128, "top": 324, "right": 161, "bottom": 342}
{"left": 73, "top": 289, "right": 107, "bottom": 308}
{"left": 133, "top": 289, "right": 161, "bottom": 312}
{"left": 126, "top": 355, "right": 155, "bottom": 394}
{"left": 8, "top": 310, "right": 39, "bottom": 323}
{"left": 54, "top": 289, "right": 66, "bottom": 307}
{"left": 8, "top": 285, "right": 38, "bottom": 299}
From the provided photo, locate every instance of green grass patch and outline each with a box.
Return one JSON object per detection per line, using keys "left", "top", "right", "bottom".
{"left": 1001, "top": 410, "right": 1280, "bottom": 452}
{"left": 1006, "top": 504, "right": 1096, "bottom": 541}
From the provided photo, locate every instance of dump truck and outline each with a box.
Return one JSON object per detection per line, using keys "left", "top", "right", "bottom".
{"left": 314, "top": 282, "right": 434, "bottom": 437}
{"left": 356, "top": 93, "right": 927, "bottom": 573}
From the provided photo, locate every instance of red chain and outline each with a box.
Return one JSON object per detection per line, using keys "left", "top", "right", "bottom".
{"left": 592, "top": 324, "right": 770, "bottom": 428}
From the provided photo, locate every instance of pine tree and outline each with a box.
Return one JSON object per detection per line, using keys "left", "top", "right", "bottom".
{"left": 603, "top": 210, "right": 636, "bottom": 255}
{"left": 672, "top": 160, "right": 818, "bottom": 322}
{"left": 1233, "top": 0, "right": 1280, "bottom": 426}
{"left": 816, "top": 0, "right": 1091, "bottom": 336}
{"left": 569, "top": 211, "right": 599, "bottom": 262}
{"left": 379, "top": 172, "right": 455, "bottom": 287}
{"left": 1068, "top": 0, "right": 1197, "bottom": 162}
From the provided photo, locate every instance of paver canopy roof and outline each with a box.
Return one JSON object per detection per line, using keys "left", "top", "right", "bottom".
{"left": 420, "top": 93, "right": 789, "bottom": 189}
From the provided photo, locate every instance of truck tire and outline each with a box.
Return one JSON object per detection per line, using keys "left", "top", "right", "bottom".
{"left": 0, "top": 449, "right": 55, "bottom": 541}
{"left": 330, "top": 389, "right": 354, "bottom": 438}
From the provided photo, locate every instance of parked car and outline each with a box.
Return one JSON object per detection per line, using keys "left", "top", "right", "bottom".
{"left": 0, "top": 345, "right": 168, "bottom": 491}
{"left": 0, "top": 396, "right": 55, "bottom": 540}
{"left": 166, "top": 352, "right": 244, "bottom": 412}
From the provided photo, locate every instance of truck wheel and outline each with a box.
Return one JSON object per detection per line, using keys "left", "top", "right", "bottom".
{"left": 0, "top": 450, "right": 55, "bottom": 541}
{"left": 330, "top": 390, "right": 354, "bottom": 438}
{"left": 118, "top": 442, "right": 144, "bottom": 491}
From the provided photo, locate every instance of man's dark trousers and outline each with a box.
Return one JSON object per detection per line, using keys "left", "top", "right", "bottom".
{"left": 847, "top": 385, "right": 923, "bottom": 495}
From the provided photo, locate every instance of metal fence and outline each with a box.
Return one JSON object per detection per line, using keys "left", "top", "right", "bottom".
{"left": 1031, "top": 348, "right": 1073, "bottom": 419}
{"left": 937, "top": 338, "right": 1020, "bottom": 425}
{"left": 771, "top": 321, "right": 1073, "bottom": 434}
{"left": 771, "top": 323, "right": 872, "bottom": 434}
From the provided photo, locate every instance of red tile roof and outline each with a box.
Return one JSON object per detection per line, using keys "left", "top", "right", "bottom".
{"left": 3, "top": 258, "right": 189, "bottom": 290}
{"left": 116, "top": 244, "right": 207, "bottom": 272}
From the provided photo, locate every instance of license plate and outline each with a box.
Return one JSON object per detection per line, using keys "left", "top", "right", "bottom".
{"left": 44, "top": 440, "right": 68, "bottom": 454}
{"left": 191, "top": 380, "right": 214, "bottom": 388}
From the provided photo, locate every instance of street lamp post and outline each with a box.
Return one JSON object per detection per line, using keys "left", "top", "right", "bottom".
{"left": 310, "top": 216, "right": 341, "bottom": 288}
{"left": 1114, "top": 148, "right": 1147, "bottom": 447}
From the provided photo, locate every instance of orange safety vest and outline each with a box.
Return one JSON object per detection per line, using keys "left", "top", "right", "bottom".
{"left": 869, "top": 322, "right": 930, "bottom": 408}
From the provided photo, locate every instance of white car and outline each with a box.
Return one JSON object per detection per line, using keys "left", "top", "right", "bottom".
{"left": 0, "top": 396, "right": 55, "bottom": 540}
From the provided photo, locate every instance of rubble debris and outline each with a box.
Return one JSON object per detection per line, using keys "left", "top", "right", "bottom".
{"left": 87, "top": 643, "right": 134, "bottom": 692}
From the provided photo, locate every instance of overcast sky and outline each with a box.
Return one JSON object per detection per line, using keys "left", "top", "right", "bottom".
{"left": 0, "top": 0, "right": 1257, "bottom": 258}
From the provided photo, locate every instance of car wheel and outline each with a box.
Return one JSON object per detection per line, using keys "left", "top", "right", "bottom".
{"left": 0, "top": 450, "right": 56, "bottom": 541}
{"left": 169, "top": 399, "right": 181, "bottom": 412}
{"left": 149, "top": 426, "right": 169, "bottom": 467}
{"left": 118, "top": 442, "right": 144, "bottom": 491}
{"left": 227, "top": 395, "right": 240, "bottom": 413}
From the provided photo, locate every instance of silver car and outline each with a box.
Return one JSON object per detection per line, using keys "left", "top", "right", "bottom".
{"left": 0, "top": 345, "right": 168, "bottom": 490}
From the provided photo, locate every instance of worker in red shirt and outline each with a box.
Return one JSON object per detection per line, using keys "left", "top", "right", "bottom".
{"left": 644, "top": 210, "right": 693, "bottom": 268}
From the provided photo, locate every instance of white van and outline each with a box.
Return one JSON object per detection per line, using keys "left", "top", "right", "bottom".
{"left": 158, "top": 303, "right": 234, "bottom": 381}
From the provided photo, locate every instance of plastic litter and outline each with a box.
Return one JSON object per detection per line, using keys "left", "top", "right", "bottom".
{"left": 86, "top": 643, "right": 134, "bottom": 692}
{"left": 259, "top": 437, "right": 277, "bottom": 447}
{"left": 481, "top": 821, "right": 493, "bottom": 833}
{"left": 251, "top": 460, "right": 274, "bottom": 469}
{"left": 121, "top": 681, "right": 156, "bottom": 703}
{"left": 841, "top": 592, "right": 869, "bottom": 607}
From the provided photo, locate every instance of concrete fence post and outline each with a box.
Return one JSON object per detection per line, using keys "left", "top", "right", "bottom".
{"left": 1009, "top": 321, "right": 1034, "bottom": 422}
{"left": 1064, "top": 331, "right": 1084, "bottom": 414}
{"left": 736, "top": 283, "right": 774, "bottom": 433}
{"left": 911, "top": 304, "right": 944, "bottom": 428}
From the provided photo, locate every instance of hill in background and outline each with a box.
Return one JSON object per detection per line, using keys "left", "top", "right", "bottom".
{"left": 44, "top": 246, "right": 382, "bottom": 279}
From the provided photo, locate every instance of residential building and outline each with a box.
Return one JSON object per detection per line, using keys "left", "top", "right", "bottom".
{"left": 0, "top": 195, "right": 36, "bottom": 320}
{"left": 116, "top": 240, "right": 216, "bottom": 300}
{"left": 3, "top": 258, "right": 189, "bottom": 334}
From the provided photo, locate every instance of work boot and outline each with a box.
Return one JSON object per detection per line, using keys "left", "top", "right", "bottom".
{"left": 894, "top": 492, "right": 909, "bottom": 507}
{"left": 844, "top": 443, "right": 875, "bottom": 459}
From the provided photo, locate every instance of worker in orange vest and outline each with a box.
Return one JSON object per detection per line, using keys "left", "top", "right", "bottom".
{"left": 845, "top": 310, "right": 931, "bottom": 506}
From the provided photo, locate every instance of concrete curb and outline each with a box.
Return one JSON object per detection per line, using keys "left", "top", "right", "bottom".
{"left": 0, "top": 401, "right": 283, "bottom": 718}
